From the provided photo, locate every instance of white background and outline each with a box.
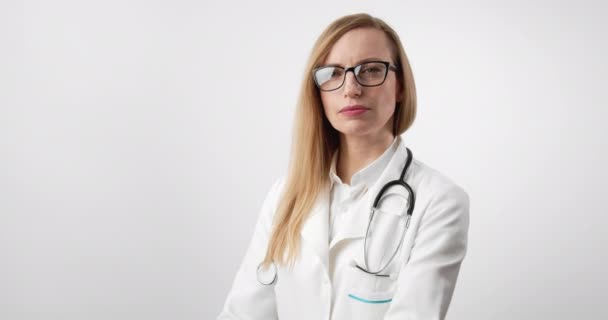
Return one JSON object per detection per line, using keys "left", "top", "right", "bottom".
{"left": 2, "top": 1, "right": 607, "bottom": 319}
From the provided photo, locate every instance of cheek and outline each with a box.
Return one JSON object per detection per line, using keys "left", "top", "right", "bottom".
{"left": 320, "top": 94, "right": 338, "bottom": 118}
{"left": 380, "top": 83, "right": 399, "bottom": 110}
{"left": 371, "top": 89, "right": 397, "bottom": 112}
{"left": 380, "top": 94, "right": 397, "bottom": 114}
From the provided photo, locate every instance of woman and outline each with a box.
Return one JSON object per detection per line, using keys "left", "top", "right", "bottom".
{"left": 218, "top": 13, "right": 469, "bottom": 320}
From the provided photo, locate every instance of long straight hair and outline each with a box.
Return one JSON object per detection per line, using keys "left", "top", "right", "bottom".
{"left": 261, "top": 13, "right": 417, "bottom": 267}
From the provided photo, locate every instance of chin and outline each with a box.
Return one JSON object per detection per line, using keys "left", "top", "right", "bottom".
{"left": 336, "top": 125, "right": 376, "bottom": 137}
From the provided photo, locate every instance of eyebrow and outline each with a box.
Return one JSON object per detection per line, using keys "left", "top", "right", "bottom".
{"left": 322, "top": 57, "right": 389, "bottom": 68}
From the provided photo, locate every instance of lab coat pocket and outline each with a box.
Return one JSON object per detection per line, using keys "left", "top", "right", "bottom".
{"left": 339, "top": 264, "right": 397, "bottom": 319}
{"left": 346, "top": 264, "right": 396, "bottom": 301}
{"left": 348, "top": 290, "right": 394, "bottom": 304}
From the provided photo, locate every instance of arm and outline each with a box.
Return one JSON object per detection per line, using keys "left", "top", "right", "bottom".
{"left": 384, "top": 185, "right": 470, "bottom": 320}
{"left": 217, "top": 178, "right": 284, "bottom": 320}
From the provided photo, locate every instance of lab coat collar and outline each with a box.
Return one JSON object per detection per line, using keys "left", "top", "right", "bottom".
{"left": 328, "top": 135, "right": 400, "bottom": 190}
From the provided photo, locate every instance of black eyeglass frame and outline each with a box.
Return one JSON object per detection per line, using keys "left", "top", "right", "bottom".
{"left": 312, "top": 60, "right": 400, "bottom": 92}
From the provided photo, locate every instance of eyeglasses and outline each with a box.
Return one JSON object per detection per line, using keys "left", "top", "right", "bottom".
{"left": 312, "top": 60, "right": 399, "bottom": 92}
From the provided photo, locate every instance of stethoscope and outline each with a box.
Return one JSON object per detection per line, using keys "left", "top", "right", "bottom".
{"left": 256, "top": 147, "right": 415, "bottom": 285}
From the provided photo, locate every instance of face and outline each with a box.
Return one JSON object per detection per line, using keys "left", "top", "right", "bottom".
{"left": 317, "top": 27, "right": 402, "bottom": 139}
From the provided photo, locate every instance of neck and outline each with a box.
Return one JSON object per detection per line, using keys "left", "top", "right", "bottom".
{"left": 336, "top": 131, "right": 395, "bottom": 185}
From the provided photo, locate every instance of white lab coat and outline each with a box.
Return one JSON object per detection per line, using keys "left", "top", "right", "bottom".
{"left": 218, "top": 140, "right": 470, "bottom": 320}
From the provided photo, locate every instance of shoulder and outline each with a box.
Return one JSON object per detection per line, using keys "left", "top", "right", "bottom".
{"left": 267, "top": 175, "right": 288, "bottom": 203}
{"left": 408, "top": 157, "right": 469, "bottom": 204}
{"left": 259, "top": 175, "right": 288, "bottom": 217}
{"left": 407, "top": 157, "right": 470, "bottom": 228}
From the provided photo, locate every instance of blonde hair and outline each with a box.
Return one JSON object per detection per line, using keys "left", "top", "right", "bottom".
{"left": 262, "top": 13, "right": 417, "bottom": 267}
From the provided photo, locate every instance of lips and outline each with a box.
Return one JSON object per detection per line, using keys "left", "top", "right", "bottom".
{"left": 339, "top": 105, "right": 369, "bottom": 113}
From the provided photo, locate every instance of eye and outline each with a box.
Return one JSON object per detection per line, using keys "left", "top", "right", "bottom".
{"left": 361, "top": 67, "right": 382, "bottom": 74}
{"left": 330, "top": 68, "right": 344, "bottom": 78}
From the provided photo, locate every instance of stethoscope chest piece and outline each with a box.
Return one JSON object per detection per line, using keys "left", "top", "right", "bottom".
{"left": 256, "top": 261, "right": 278, "bottom": 285}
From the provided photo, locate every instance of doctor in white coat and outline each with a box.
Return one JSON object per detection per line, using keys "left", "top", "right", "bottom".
{"left": 218, "top": 13, "right": 470, "bottom": 320}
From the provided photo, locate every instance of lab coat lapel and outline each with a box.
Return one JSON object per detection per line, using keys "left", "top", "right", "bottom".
{"left": 328, "top": 188, "right": 372, "bottom": 250}
{"left": 300, "top": 183, "right": 330, "bottom": 269}
{"left": 329, "top": 141, "right": 410, "bottom": 250}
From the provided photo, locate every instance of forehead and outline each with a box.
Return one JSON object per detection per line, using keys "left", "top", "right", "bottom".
{"left": 323, "top": 27, "right": 394, "bottom": 66}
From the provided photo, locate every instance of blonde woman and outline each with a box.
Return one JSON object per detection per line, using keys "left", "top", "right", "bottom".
{"left": 218, "top": 13, "right": 469, "bottom": 320}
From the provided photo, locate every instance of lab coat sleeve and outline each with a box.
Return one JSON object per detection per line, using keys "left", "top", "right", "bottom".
{"left": 383, "top": 184, "right": 470, "bottom": 320}
{"left": 217, "top": 177, "right": 284, "bottom": 320}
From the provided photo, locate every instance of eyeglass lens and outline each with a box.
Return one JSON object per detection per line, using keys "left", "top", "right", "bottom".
{"left": 314, "top": 62, "right": 388, "bottom": 91}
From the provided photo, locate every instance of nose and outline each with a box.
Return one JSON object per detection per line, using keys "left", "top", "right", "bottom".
{"left": 343, "top": 71, "right": 362, "bottom": 97}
